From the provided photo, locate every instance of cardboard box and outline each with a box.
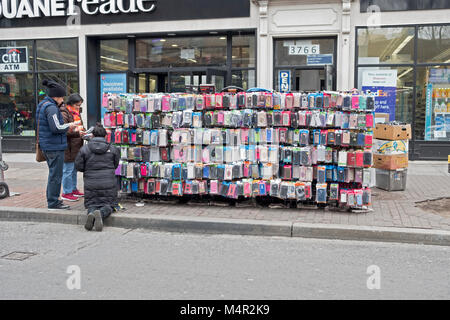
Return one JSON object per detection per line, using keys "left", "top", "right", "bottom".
{"left": 374, "top": 113, "right": 390, "bottom": 124}
{"left": 372, "top": 139, "right": 409, "bottom": 155}
{"left": 374, "top": 123, "right": 411, "bottom": 140}
{"left": 373, "top": 153, "right": 408, "bottom": 170}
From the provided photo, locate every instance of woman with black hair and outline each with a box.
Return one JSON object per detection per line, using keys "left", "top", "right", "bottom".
{"left": 60, "top": 93, "right": 86, "bottom": 202}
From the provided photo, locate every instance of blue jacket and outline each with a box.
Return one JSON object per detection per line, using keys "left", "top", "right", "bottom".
{"left": 36, "top": 96, "right": 69, "bottom": 151}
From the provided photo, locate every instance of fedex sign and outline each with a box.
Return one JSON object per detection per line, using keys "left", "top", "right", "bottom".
{"left": 0, "top": 47, "right": 28, "bottom": 72}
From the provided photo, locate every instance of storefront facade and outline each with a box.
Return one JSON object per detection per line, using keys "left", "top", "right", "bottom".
{"left": 0, "top": 0, "right": 449, "bottom": 159}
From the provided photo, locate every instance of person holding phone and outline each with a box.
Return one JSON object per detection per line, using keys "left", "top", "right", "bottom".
{"left": 60, "top": 93, "right": 86, "bottom": 202}
{"left": 36, "top": 80, "right": 79, "bottom": 210}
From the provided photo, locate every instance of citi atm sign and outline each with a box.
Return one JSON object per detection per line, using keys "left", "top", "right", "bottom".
{"left": 0, "top": 47, "right": 28, "bottom": 72}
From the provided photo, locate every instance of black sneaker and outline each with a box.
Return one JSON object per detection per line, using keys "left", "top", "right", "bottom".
{"left": 48, "top": 203, "right": 71, "bottom": 211}
{"left": 93, "top": 210, "right": 103, "bottom": 232}
{"left": 85, "top": 213, "right": 95, "bottom": 231}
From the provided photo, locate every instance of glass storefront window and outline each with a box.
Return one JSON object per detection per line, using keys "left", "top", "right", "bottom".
{"left": 358, "top": 66, "right": 414, "bottom": 124}
{"left": 0, "top": 73, "right": 35, "bottom": 135}
{"left": 232, "top": 69, "right": 256, "bottom": 90}
{"left": 38, "top": 73, "right": 79, "bottom": 102}
{"left": 275, "top": 38, "right": 335, "bottom": 67}
{"left": 170, "top": 73, "right": 192, "bottom": 93}
{"left": 418, "top": 26, "right": 450, "bottom": 63}
{"left": 138, "top": 74, "right": 146, "bottom": 93}
{"left": 0, "top": 38, "right": 79, "bottom": 141}
{"left": 357, "top": 27, "right": 415, "bottom": 64}
{"left": 416, "top": 66, "right": 450, "bottom": 141}
{"left": 232, "top": 35, "right": 256, "bottom": 68}
{"left": 0, "top": 40, "right": 34, "bottom": 71}
{"left": 136, "top": 36, "right": 227, "bottom": 68}
{"left": 36, "top": 38, "right": 78, "bottom": 70}
{"left": 100, "top": 40, "right": 128, "bottom": 71}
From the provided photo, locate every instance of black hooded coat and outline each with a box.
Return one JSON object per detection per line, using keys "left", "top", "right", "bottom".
{"left": 75, "top": 137, "right": 120, "bottom": 208}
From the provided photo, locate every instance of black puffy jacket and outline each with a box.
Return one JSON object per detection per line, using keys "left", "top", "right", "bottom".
{"left": 75, "top": 137, "right": 120, "bottom": 209}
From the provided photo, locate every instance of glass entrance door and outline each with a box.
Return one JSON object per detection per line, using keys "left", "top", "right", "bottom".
{"left": 136, "top": 73, "right": 167, "bottom": 93}
{"left": 207, "top": 68, "right": 227, "bottom": 92}
{"left": 294, "top": 68, "right": 328, "bottom": 92}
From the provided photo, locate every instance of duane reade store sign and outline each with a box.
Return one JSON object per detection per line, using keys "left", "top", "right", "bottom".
{"left": 0, "top": 47, "right": 28, "bottom": 72}
{"left": 0, "top": 0, "right": 250, "bottom": 27}
{"left": 0, "top": 0, "right": 156, "bottom": 18}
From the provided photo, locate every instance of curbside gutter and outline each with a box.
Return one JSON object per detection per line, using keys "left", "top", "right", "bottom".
{"left": 1, "top": 206, "right": 450, "bottom": 246}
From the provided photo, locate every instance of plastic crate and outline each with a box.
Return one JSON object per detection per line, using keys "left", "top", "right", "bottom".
{"left": 375, "top": 168, "right": 407, "bottom": 191}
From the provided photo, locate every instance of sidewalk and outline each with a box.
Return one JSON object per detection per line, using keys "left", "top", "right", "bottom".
{"left": 1, "top": 154, "right": 450, "bottom": 241}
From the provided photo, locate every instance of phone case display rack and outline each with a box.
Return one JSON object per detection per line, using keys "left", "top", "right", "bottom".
{"left": 101, "top": 91, "right": 375, "bottom": 209}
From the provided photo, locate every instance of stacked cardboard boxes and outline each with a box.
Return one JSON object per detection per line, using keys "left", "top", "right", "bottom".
{"left": 373, "top": 123, "right": 411, "bottom": 191}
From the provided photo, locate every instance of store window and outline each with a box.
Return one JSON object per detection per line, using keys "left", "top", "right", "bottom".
{"left": 136, "top": 36, "right": 227, "bottom": 68}
{"left": 232, "top": 35, "right": 256, "bottom": 68}
{"left": 274, "top": 37, "right": 336, "bottom": 92}
{"left": 36, "top": 39, "right": 78, "bottom": 70}
{"left": 232, "top": 69, "right": 256, "bottom": 91}
{"left": 418, "top": 26, "right": 450, "bottom": 63}
{"left": 356, "top": 24, "right": 450, "bottom": 152}
{"left": 357, "top": 27, "right": 415, "bottom": 64}
{"left": 357, "top": 66, "right": 414, "bottom": 124}
{"left": 416, "top": 66, "right": 450, "bottom": 141}
{"left": 0, "top": 38, "right": 79, "bottom": 137}
{"left": 0, "top": 73, "right": 34, "bottom": 136}
{"left": 100, "top": 39, "right": 128, "bottom": 71}
{"left": 275, "top": 38, "right": 335, "bottom": 67}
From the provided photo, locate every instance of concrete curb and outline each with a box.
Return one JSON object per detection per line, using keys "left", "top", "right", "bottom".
{"left": 2, "top": 206, "right": 450, "bottom": 246}
{"left": 292, "top": 223, "right": 450, "bottom": 246}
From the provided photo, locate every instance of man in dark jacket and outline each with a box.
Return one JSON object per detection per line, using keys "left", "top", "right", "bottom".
{"left": 36, "top": 80, "right": 78, "bottom": 210}
{"left": 75, "top": 124, "right": 120, "bottom": 231}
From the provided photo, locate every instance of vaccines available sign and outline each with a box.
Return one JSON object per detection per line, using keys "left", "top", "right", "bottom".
{"left": 0, "top": 47, "right": 28, "bottom": 72}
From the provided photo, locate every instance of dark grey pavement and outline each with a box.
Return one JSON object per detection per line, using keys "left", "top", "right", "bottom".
{"left": 0, "top": 221, "right": 449, "bottom": 300}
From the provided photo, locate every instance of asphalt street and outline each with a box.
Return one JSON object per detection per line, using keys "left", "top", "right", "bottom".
{"left": 0, "top": 221, "right": 449, "bottom": 300}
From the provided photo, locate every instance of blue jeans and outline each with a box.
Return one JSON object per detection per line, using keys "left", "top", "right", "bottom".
{"left": 43, "top": 150, "right": 64, "bottom": 208}
{"left": 62, "top": 162, "right": 77, "bottom": 194}
{"left": 87, "top": 206, "right": 112, "bottom": 220}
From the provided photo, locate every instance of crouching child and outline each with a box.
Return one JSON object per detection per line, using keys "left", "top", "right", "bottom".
{"left": 75, "top": 124, "right": 120, "bottom": 231}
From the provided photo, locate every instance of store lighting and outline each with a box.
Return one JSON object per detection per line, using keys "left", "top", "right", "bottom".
{"left": 160, "top": 39, "right": 166, "bottom": 42}
{"left": 220, "top": 37, "right": 226, "bottom": 40}
{"left": 392, "top": 35, "right": 413, "bottom": 56}
{"left": 172, "top": 44, "right": 178, "bottom": 47}
{"left": 398, "top": 67, "right": 413, "bottom": 79}
{"left": 100, "top": 56, "right": 128, "bottom": 64}
{"left": 34, "top": 57, "right": 78, "bottom": 68}
{"left": 431, "top": 48, "right": 450, "bottom": 62}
